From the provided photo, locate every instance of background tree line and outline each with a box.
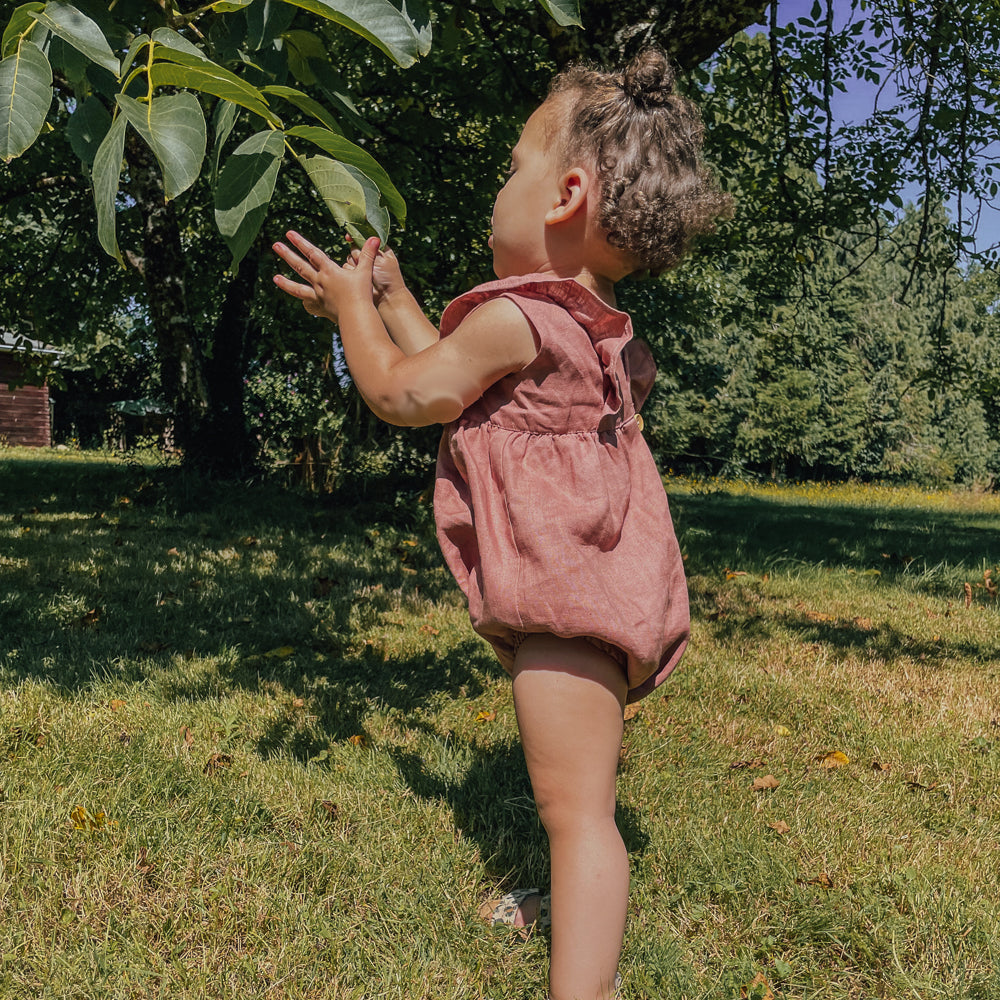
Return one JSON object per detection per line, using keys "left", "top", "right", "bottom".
{"left": 2, "top": 0, "right": 998, "bottom": 488}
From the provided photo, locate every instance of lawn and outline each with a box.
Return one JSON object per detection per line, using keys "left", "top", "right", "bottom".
{"left": 1, "top": 450, "right": 998, "bottom": 999}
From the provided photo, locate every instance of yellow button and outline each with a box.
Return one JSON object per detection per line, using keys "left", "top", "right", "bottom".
{"left": 635, "top": 413, "right": 644, "bottom": 433}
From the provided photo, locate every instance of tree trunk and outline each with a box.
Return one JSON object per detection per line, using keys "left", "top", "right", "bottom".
{"left": 187, "top": 248, "right": 261, "bottom": 478}
{"left": 125, "top": 131, "right": 208, "bottom": 453}
{"left": 125, "top": 133, "right": 258, "bottom": 477}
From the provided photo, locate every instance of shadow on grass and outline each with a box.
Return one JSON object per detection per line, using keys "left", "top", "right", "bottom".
{"left": 690, "top": 577, "right": 1000, "bottom": 665}
{"left": 3, "top": 457, "right": 997, "bottom": 882}
{"left": 387, "top": 734, "right": 650, "bottom": 886}
{"left": 246, "top": 640, "right": 498, "bottom": 752}
{"left": 673, "top": 490, "right": 999, "bottom": 592}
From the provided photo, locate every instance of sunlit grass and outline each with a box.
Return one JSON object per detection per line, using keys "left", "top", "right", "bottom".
{"left": 1, "top": 454, "right": 998, "bottom": 999}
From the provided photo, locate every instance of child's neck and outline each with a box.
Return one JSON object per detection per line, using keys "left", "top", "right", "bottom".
{"left": 574, "top": 270, "right": 618, "bottom": 309}
{"left": 531, "top": 262, "right": 618, "bottom": 309}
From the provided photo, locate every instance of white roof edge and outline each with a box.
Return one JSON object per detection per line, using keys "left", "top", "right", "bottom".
{"left": 0, "top": 333, "right": 63, "bottom": 356}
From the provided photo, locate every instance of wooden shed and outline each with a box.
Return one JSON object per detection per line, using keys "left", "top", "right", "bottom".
{"left": 0, "top": 333, "right": 60, "bottom": 448}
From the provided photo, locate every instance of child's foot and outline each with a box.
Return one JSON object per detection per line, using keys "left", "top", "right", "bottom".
{"left": 478, "top": 888, "right": 551, "bottom": 934}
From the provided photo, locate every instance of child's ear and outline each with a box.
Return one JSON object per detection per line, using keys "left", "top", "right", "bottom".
{"left": 545, "top": 167, "right": 590, "bottom": 225}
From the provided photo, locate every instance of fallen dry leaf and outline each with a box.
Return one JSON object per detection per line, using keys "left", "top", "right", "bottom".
{"left": 805, "top": 872, "right": 834, "bottom": 888}
{"left": 804, "top": 609, "right": 835, "bottom": 622}
{"left": 623, "top": 703, "right": 642, "bottom": 722}
{"left": 292, "top": 698, "right": 305, "bottom": 709}
{"left": 109, "top": 699, "right": 126, "bottom": 712}
{"left": 853, "top": 616, "right": 874, "bottom": 630}
{"left": 772, "top": 724, "right": 792, "bottom": 737}
{"left": 817, "top": 750, "right": 850, "bottom": 768}
{"left": 166, "top": 547, "right": 180, "bottom": 557}
{"left": 347, "top": 734, "right": 367, "bottom": 747}
{"left": 136, "top": 846, "right": 156, "bottom": 875}
{"left": 871, "top": 760, "right": 891, "bottom": 772}
{"left": 741, "top": 972, "right": 775, "bottom": 1000}
{"left": 752, "top": 774, "right": 780, "bottom": 792}
{"left": 725, "top": 568, "right": 749, "bottom": 580}
{"left": 730, "top": 759, "right": 764, "bottom": 770}
{"left": 204, "top": 752, "right": 233, "bottom": 774}
{"left": 475, "top": 710, "right": 496, "bottom": 723}
{"left": 263, "top": 646, "right": 295, "bottom": 659}
{"left": 419, "top": 624, "right": 440, "bottom": 635}
{"left": 71, "top": 805, "right": 115, "bottom": 832}
{"left": 180, "top": 726, "right": 194, "bottom": 749}
{"left": 768, "top": 820, "right": 791, "bottom": 835}
{"left": 964, "top": 582, "right": 973, "bottom": 608}
{"left": 317, "top": 800, "right": 339, "bottom": 822}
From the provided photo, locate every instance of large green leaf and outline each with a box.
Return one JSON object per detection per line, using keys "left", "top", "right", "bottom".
{"left": 0, "top": 38, "right": 51, "bottom": 161}
{"left": 246, "top": 0, "right": 296, "bottom": 51}
{"left": 262, "top": 85, "right": 342, "bottom": 133}
{"left": 302, "top": 154, "right": 370, "bottom": 243}
{"left": 34, "top": 1, "right": 119, "bottom": 75}
{"left": 116, "top": 92, "right": 207, "bottom": 200}
{"left": 215, "top": 129, "right": 285, "bottom": 268}
{"left": 282, "top": 28, "right": 325, "bottom": 85}
{"left": 92, "top": 111, "right": 127, "bottom": 262}
{"left": 150, "top": 27, "right": 202, "bottom": 60}
{"left": 342, "top": 161, "right": 390, "bottom": 242}
{"left": 280, "top": 0, "right": 423, "bottom": 69}
{"left": 211, "top": 98, "right": 240, "bottom": 182}
{"left": 119, "top": 33, "right": 150, "bottom": 80}
{"left": 395, "top": 0, "right": 431, "bottom": 57}
{"left": 535, "top": 0, "right": 581, "bottom": 28}
{"left": 2, "top": 3, "right": 44, "bottom": 59}
{"left": 286, "top": 124, "right": 404, "bottom": 221}
{"left": 150, "top": 52, "right": 281, "bottom": 126}
{"left": 311, "top": 60, "right": 372, "bottom": 136}
{"left": 66, "top": 94, "right": 111, "bottom": 166}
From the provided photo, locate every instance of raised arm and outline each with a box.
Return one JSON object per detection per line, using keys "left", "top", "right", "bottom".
{"left": 360, "top": 246, "right": 440, "bottom": 356}
{"left": 273, "top": 233, "right": 537, "bottom": 427}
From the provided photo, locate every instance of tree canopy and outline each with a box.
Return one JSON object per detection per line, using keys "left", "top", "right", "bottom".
{"left": 1, "top": 0, "right": 998, "bottom": 487}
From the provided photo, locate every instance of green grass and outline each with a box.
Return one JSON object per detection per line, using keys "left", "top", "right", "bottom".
{"left": 1, "top": 449, "right": 999, "bottom": 999}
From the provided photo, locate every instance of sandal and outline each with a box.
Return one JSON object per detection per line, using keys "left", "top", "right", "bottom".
{"left": 478, "top": 887, "right": 551, "bottom": 936}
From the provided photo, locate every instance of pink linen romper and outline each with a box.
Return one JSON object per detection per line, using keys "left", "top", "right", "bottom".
{"left": 434, "top": 275, "right": 689, "bottom": 703}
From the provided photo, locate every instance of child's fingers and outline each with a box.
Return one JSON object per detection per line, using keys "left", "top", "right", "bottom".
{"left": 358, "top": 236, "right": 381, "bottom": 261}
{"left": 272, "top": 273, "right": 317, "bottom": 302}
{"left": 351, "top": 237, "right": 381, "bottom": 280}
{"left": 272, "top": 240, "right": 318, "bottom": 282}
{"left": 284, "top": 230, "right": 331, "bottom": 269}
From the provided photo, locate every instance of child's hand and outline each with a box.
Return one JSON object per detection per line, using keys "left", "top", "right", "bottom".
{"left": 348, "top": 243, "right": 406, "bottom": 308}
{"left": 272, "top": 231, "right": 381, "bottom": 324}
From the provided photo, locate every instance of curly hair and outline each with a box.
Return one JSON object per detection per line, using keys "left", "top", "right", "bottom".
{"left": 548, "top": 48, "right": 731, "bottom": 274}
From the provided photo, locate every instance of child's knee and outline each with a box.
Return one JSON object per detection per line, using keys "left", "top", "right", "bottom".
{"left": 532, "top": 782, "right": 616, "bottom": 838}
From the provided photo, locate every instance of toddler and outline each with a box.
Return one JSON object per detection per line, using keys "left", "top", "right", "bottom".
{"left": 274, "top": 47, "right": 729, "bottom": 1000}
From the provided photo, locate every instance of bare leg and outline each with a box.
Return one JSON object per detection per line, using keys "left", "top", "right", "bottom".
{"left": 512, "top": 634, "right": 628, "bottom": 1000}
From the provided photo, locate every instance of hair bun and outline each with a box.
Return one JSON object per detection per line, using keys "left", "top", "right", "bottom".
{"left": 622, "top": 48, "right": 676, "bottom": 108}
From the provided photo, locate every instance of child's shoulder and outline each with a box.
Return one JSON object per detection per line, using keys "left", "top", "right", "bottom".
{"left": 441, "top": 274, "right": 626, "bottom": 338}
